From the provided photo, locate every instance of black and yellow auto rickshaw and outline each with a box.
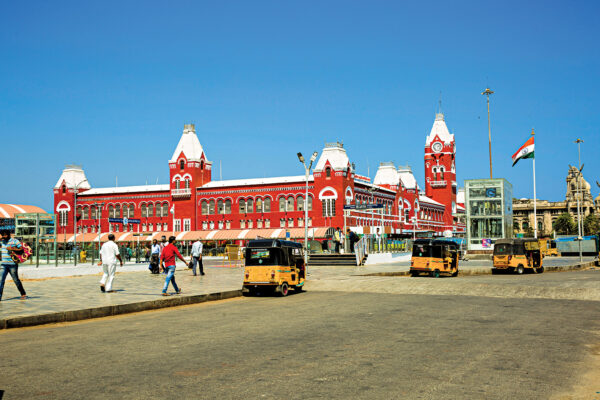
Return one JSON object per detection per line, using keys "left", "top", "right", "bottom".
{"left": 410, "top": 239, "right": 459, "bottom": 278}
{"left": 493, "top": 238, "right": 544, "bottom": 274}
{"left": 243, "top": 239, "right": 306, "bottom": 296}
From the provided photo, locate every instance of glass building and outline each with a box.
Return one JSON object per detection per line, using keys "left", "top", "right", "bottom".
{"left": 465, "top": 179, "right": 513, "bottom": 250}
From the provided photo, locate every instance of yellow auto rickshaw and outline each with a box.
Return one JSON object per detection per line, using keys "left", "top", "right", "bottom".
{"left": 243, "top": 239, "right": 306, "bottom": 296}
{"left": 410, "top": 239, "right": 459, "bottom": 278}
{"left": 493, "top": 238, "right": 544, "bottom": 274}
{"left": 539, "top": 238, "right": 560, "bottom": 257}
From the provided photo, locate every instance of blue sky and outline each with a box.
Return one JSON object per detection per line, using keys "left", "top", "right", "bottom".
{"left": 1, "top": 0, "right": 599, "bottom": 211}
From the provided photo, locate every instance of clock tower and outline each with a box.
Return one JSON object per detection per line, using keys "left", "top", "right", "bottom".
{"left": 424, "top": 113, "right": 457, "bottom": 232}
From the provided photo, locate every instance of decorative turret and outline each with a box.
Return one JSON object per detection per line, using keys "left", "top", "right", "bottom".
{"left": 374, "top": 162, "right": 400, "bottom": 189}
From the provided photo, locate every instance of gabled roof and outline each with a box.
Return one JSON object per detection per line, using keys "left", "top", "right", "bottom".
{"left": 314, "top": 142, "right": 350, "bottom": 172}
{"left": 201, "top": 175, "right": 313, "bottom": 189}
{"left": 54, "top": 165, "right": 91, "bottom": 190}
{"left": 397, "top": 165, "right": 418, "bottom": 190}
{"left": 373, "top": 162, "right": 399, "bottom": 186}
{"left": 425, "top": 113, "right": 454, "bottom": 146}
{"left": 170, "top": 124, "right": 206, "bottom": 162}
{"left": 419, "top": 195, "right": 444, "bottom": 207}
{"left": 79, "top": 184, "right": 170, "bottom": 196}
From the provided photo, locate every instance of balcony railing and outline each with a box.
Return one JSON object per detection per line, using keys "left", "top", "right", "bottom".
{"left": 171, "top": 188, "right": 192, "bottom": 197}
{"left": 430, "top": 180, "right": 447, "bottom": 188}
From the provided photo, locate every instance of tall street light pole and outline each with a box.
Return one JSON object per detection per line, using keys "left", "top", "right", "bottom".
{"left": 73, "top": 179, "right": 88, "bottom": 266}
{"left": 574, "top": 138, "right": 584, "bottom": 262}
{"left": 482, "top": 88, "right": 494, "bottom": 179}
{"left": 298, "top": 151, "right": 318, "bottom": 266}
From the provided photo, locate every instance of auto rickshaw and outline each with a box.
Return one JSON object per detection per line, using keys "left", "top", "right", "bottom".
{"left": 410, "top": 239, "right": 459, "bottom": 278}
{"left": 493, "top": 238, "right": 544, "bottom": 274}
{"left": 539, "top": 238, "right": 560, "bottom": 257}
{"left": 242, "top": 239, "right": 306, "bottom": 296}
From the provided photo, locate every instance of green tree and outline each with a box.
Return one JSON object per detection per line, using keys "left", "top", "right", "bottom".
{"left": 553, "top": 213, "right": 576, "bottom": 235}
{"left": 584, "top": 214, "right": 600, "bottom": 236}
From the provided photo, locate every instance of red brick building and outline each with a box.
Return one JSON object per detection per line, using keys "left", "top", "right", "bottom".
{"left": 53, "top": 114, "right": 465, "bottom": 244}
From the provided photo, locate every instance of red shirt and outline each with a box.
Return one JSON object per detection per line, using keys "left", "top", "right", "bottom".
{"left": 160, "top": 243, "right": 185, "bottom": 267}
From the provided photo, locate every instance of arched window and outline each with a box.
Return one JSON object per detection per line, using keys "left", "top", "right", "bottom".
{"left": 62, "top": 185, "right": 66, "bottom": 194}
{"left": 82, "top": 206, "right": 88, "bottom": 219}
{"left": 162, "top": 202, "right": 169, "bottom": 217}
{"left": 297, "top": 196, "right": 304, "bottom": 211}
{"left": 180, "top": 160, "right": 185, "bottom": 170}
{"left": 115, "top": 204, "right": 121, "bottom": 218}
{"left": 537, "top": 221, "right": 543, "bottom": 231}
{"left": 307, "top": 196, "right": 313, "bottom": 211}
{"left": 256, "top": 198, "right": 263, "bottom": 213}
{"left": 287, "top": 196, "right": 294, "bottom": 211}
{"left": 247, "top": 198, "right": 253, "bottom": 213}
{"left": 513, "top": 221, "right": 520, "bottom": 231}
{"left": 148, "top": 203, "right": 154, "bottom": 217}
{"left": 201, "top": 200, "right": 208, "bottom": 215}
{"left": 217, "top": 199, "right": 224, "bottom": 214}
{"left": 523, "top": 221, "right": 529, "bottom": 229}
{"left": 239, "top": 199, "right": 246, "bottom": 214}
{"left": 225, "top": 199, "right": 232, "bottom": 214}
{"left": 108, "top": 205, "right": 114, "bottom": 218}
{"left": 200, "top": 161, "right": 204, "bottom": 170}
{"left": 432, "top": 166, "right": 438, "bottom": 181}
{"left": 129, "top": 204, "right": 134, "bottom": 217}
{"left": 326, "top": 167, "right": 331, "bottom": 178}
{"left": 209, "top": 200, "right": 215, "bottom": 215}
{"left": 264, "top": 198, "right": 271, "bottom": 212}
{"left": 141, "top": 204, "right": 147, "bottom": 218}
{"left": 279, "top": 197, "right": 286, "bottom": 212}
{"left": 175, "top": 179, "right": 180, "bottom": 190}
{"left": 90, "top": 206, "right": 97, "bottom": 219}
{"left": 440, "top": 167, "right": 445, "bottom": 180}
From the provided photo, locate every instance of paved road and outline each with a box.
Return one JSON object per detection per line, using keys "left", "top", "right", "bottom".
{"left": 1, "top": 270, "right": 599, "bottom": 399}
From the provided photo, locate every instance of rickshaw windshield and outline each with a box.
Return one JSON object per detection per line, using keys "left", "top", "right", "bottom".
{"left": 245, "top": 248, "right": 280, "bottom": 266}
{"left": 494, "top": 244, "right": 513, "bottom": 255}
{"left": 412, "top": 244, "right": 432, "bottom": 258}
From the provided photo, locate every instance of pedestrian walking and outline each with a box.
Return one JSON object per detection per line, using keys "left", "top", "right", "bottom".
{"left": 149, "top": 239, "right": 161, "bottom": 274}
{"left": 191, "top": 239, "right": 204, "bottom": 276}
{"left": 160, "top": 236, "right": 168, "bottom": 274}
{"left": 160, "top": 236, "right": 189, "bottom": 296}
{"left": 0, "top": 229, "right": 27, "bottom": 301}
{"left": 98, "top": 234, "right": 123, "bottom": 293}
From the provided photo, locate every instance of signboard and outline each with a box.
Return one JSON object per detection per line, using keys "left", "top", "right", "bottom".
{"left": 343, "top": 204, "right": 384, "bottom": 210}
{"left": 0, "top": 218, "right": 16, "bottom": 232}
{"left": 482, "top": 238, "right": 492, "bottom": 248}
{"left": 109, "top": 218, "right": 141, "bottom": 224}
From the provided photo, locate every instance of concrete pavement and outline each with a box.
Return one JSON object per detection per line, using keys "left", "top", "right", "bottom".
{"left": 2, "top": 272, "right": 600, "bottom": 399}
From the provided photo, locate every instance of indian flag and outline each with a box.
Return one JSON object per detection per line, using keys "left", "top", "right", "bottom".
{"left": 512, "top": 136, "right": 535, "bottom": 166}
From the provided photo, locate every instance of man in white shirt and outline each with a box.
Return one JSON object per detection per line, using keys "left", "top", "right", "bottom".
{"left": 190, "top": 239, "right": 204, "bottom": 276}
{"left": 149, "top": 239, "right": 161, "bottom": 274}
{"left": 98, "top": 234, "right": 123, "bottom": 292}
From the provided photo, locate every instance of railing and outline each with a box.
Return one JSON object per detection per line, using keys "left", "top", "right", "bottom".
{"left": 171, "top": 188, "right": 192, "bottom": 197}
{"left": 430, "top": 180, "right": 447, "bottom": 187}
{"left": 355, "top": 235, "right": 368, "bottom": 266}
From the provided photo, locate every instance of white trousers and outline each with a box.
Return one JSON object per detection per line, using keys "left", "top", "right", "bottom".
{"left": 100, "top": 263, "right": 117, "bottom": 291}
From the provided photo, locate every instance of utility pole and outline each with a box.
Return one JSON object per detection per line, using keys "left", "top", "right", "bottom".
{"left": 574, "top": 138, "right": 584, "bottom": 262}
{"left": 482, "top": 88, "right": 494, "bottom": 179}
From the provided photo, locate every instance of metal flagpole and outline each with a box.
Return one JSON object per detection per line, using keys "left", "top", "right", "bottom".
{"left": 532, "top": 129, "right": 537, "bottom": 239}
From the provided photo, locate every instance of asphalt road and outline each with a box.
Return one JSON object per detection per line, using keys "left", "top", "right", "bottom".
{"left": 1, "top": 271, "right": 599, "bottom": 399}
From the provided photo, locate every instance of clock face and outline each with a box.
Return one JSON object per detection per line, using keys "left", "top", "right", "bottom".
{"left": 432, "top": 142, "right": 443, "bottom": 153}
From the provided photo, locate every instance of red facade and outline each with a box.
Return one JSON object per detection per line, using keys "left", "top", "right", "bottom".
{"left": 53, "top": 116, "right": 465, "bottom": 241}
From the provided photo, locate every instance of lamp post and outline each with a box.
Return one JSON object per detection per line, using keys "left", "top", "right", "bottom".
{"left": 298, "top": 151, "right": 318, "bottom": 266}
{"left": 73, "top": 179, "right": 88, "bottom": 266}
{"left": 574, "top": 139, "right": 584, "bottom": 262}
{"left": 481, "top": 88, "right": 494, "bottom": 179}
{"left": 96, "top": 202, "right": 104, "bottom": 262}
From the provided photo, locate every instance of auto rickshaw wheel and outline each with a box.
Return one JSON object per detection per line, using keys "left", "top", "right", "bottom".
{"left": 294, "top": 285, "right": 303, "bottom": 293}
{"left": 410, "top": 271, "right": 419, "bottom": 277}
{"left": 536, "top": 266, "right": 544, "bottom": 274}
{"left": 516, "top": 265, "right": 525, "bottom": 275}
{"left": 433, "top": 269, "right": 441, "bottom": 278}
{"left": 279, "top": 282, "right": 289, "bottom": 297}
{"left": 451, "top": 269, "right": 459, "bottom": 277}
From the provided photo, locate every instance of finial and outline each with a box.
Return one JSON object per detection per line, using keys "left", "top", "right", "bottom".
{"left": 531, "top": 128, "right": 535, "bottom": 136}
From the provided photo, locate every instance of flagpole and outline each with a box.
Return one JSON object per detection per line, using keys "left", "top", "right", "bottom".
{"left": 532, "top": 129, "right": 537, "bottom": 239}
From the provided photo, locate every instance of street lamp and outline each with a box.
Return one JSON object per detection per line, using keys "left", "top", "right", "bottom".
{"left": 574, "top": 138, "right": 584, "bottom": 262}
{"left": 481, "top": 88, "right": 494, "bottom": 179}
{"left": 96, "top": 202, "right": 104, "bottom": 260}
{"left": 73, "top": 178, "right": 88, "bottom": 266}
{"left": 298, "top": 151, "right": 318, "bottom": 265}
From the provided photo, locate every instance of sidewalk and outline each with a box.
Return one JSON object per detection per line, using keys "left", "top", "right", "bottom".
{"left": 1, "top": 257, "right": 596, "bottom": 330}
{"left": 0, "top": 264, "right": 243, "bottom": 329}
